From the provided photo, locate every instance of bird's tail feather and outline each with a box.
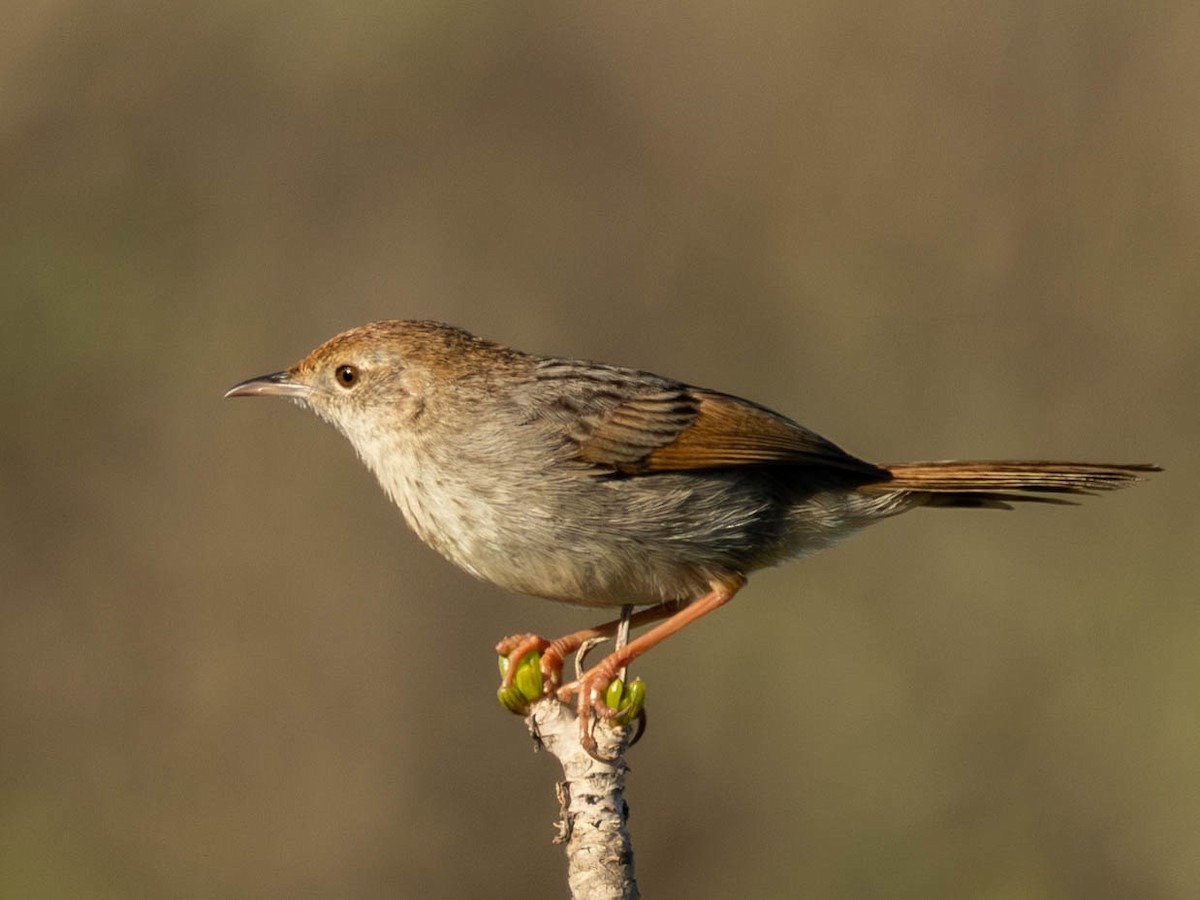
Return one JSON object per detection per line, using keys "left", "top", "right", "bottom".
{"left": 861, "top": 460, "right": 1159, "bottom": 509}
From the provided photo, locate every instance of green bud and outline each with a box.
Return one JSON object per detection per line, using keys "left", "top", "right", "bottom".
{"left": 512, "top": 652, "right": 544, "bottom": 704}
{"left": 605, "top": 677, "right": 626, "bottom": 711}
{"left": 496, "top": 683, "right": 529, "bottom": 715}
{"left": 496, "top": 650, "right": 544, "bottom": 715}
{"left": 603, "top": 676, "right": 646, "bottom": 726}
{"left": 614, "top": 678, "right": 646, "bottom": 726}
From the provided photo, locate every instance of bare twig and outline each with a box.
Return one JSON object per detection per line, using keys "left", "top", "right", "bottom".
{"left": 526, "top": 697, "right": 639, "bottom": 900}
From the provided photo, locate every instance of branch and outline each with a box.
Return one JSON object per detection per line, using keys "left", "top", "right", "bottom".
{"left": 525, "top": 696, "right": 639, "bottom": 900}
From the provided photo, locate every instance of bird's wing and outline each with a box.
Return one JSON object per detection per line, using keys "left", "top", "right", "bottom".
{"left": 620, "top": 389, "right": 886, "bottom": 477}
{"left": 524, "top": 363, "right": 885, "bottom": 477}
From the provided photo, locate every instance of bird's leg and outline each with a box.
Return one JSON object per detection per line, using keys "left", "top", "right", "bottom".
{"left": 557, "top": 577, "right": 744, "bottom": 759}
{"left": 614, "top": 603, "right": 633, "bottom": 681}
{"left": 496, "top": 601, "right": 684, "bottom": 693}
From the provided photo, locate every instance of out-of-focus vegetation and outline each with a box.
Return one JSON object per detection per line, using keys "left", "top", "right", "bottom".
{"left": 1, "top": 3, "right": 1196, "bottom": 898}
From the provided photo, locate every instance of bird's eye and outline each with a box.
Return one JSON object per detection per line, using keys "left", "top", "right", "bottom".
{"left": 335, "top": 364, "right": 359, "bottom": 388}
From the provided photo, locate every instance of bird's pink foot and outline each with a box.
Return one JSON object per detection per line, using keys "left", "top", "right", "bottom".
{"left": 495, "top": 632, "right": 577, "bottom": 694}
{"left": 558, "top": 656, "right": 639, "bottom": 759}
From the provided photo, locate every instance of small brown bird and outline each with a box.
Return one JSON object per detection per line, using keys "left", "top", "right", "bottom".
{"left": 226, "top": 321, "right": 1157, "bottom": 753}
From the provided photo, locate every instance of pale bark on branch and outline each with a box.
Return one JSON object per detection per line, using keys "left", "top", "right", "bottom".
{"left": 524, "top": 697, "right": 639, "bottom": 900}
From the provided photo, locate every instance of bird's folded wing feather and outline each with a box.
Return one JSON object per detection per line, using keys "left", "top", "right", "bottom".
{"left": 524, "top": 366, "right": 886, "bottom": 478}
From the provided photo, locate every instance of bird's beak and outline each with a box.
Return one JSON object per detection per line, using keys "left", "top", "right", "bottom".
{"left": 224, "top": 370, "right": 313, "bottom": 400}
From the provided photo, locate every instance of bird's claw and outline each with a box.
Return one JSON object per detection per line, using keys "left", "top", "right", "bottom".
{"left": 497, "top": 623, "right": 647, "bottom": 759}
{"left": 561, "top": 664, "right": 648, "bottom": 761}
{"left": 495, "top": 632, "right": 573, "bottom": 714}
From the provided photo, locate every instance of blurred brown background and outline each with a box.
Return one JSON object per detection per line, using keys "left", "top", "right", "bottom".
{"left": 2, "top": 3, "right": 1196, "bottom": 898}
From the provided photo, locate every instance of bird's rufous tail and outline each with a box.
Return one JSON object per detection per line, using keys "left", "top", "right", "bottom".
{"left": 861, "top": 460, "right": 1159, "bottom": 509}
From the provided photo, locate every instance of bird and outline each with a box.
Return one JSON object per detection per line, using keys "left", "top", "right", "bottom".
{"left": 226, "top": 320, "right": 1158, "bottom": 754}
